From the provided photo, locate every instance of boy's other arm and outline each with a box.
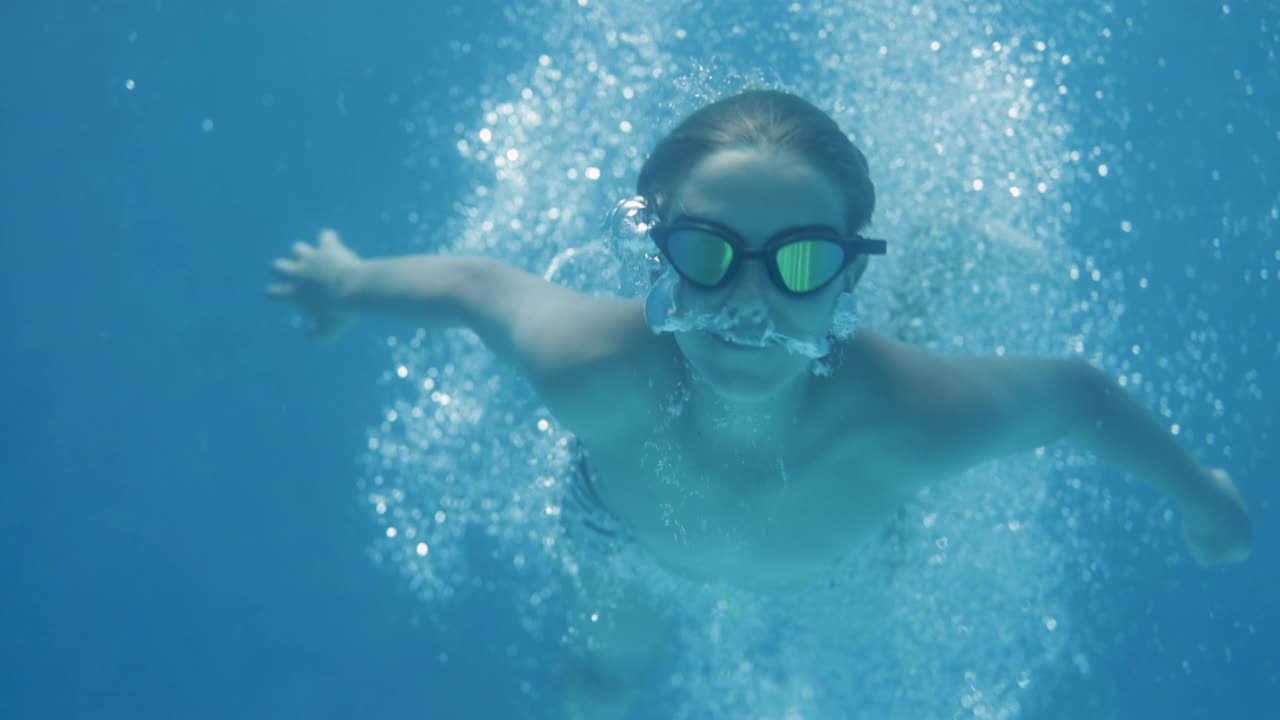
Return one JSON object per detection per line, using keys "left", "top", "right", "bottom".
{"left": 890, "top": 343, "right": 1251, "bottom": 566}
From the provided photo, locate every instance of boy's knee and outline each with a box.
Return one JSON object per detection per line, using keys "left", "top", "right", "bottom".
{"left": 558, "top": 629, "right": 665, "bottom": 720}
{"left": 557, "top": 659, "right": 640, "bottom": 720}
{"left": 567, "top": 606, "right": 668, "bottom": 680}
{"left": 561, "top": 567, "right": 670, "bottom": 717}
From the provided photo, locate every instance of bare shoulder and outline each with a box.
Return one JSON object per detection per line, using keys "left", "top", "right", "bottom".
{"left": 514, "top": 291, "right": 683, "bottom": 443}
{"left": 832, "top": 330, "right": 1000, "bottom": 477}
{"left": 452, "top": 261, "right": 680, "bottom": 444}
{"left": 515, "top": 291, "right": 674, "bottom": 379}
{"left": 835, "top": 330, "right": 962, "bottom": 422}
{"left": 517, "top": 292, "right": 651, "bottom": 367}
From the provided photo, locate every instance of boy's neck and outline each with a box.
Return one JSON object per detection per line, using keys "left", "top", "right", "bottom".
{"left": 685, "top": 371, "right": 812, "bottom": 453}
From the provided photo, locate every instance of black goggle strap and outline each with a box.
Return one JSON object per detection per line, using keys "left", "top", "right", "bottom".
{"left": 849, "top": 236, "right": 888, "bottom": 255}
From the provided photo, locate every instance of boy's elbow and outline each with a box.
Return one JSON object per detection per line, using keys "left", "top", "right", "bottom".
{"left": 1059, "top": 358, "right": 1112, "bottom": 433}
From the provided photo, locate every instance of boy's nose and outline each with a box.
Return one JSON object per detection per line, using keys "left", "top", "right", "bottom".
{"left": 719, "top": 268, "right": 772, "bottom": 329}
{"left": 724, "top": 259, "right": 770, "bottom": 304}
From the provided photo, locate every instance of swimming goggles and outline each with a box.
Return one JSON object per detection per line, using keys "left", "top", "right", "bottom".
{"left": 650, "top": 216, "right": 887, "bottom": 296}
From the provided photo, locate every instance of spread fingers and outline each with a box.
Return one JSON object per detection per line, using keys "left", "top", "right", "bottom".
{"left": 273, "top": 257, "right": 300, "bottom": 277}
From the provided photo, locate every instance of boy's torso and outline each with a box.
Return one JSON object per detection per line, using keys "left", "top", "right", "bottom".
{"left": 577, "top": 331, "right": 935, "bottom": 591}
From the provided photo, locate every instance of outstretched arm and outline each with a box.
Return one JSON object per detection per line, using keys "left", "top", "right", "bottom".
{"left": 267, "top": 229, "right": 665, "bottom": 441}
{"left": 911, "top": 349, "right": 1251, "bottom": 566}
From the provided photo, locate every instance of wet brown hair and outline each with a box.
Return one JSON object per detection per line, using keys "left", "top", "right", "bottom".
{"left": 637, "top": 90, "right": 876, "bottom": 232}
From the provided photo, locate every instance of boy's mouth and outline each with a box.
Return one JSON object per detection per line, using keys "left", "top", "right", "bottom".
{"left": 710, "top": 330, "right": 770, "bottom": 350}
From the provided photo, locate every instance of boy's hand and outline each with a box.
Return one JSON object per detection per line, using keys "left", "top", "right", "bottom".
{"left": 1182, "top": 467, "right": 1251, "bottom": 567}
{"left": 267, "top": 229, "right": 361, "bottom": 342}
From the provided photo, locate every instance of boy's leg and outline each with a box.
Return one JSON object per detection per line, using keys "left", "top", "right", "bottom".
{"left": 557, "top": 564, "right": 670, "bottom": 720}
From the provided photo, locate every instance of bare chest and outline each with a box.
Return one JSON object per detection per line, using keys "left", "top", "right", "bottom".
{"left": 581, "top": 427, "right": 913, "bottom": 590}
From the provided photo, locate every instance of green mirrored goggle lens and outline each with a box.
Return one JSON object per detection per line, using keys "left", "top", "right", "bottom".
{"left": 666, "top": 229, "right": 734, "bottom": 286}
{"left": 775, "top": 239, "right": 846, "bottom": 293}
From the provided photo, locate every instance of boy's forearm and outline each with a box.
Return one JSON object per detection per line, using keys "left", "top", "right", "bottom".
{"left": 1076, "top": 366, "right": 1213, "bottom": 508}
{"left": 341, "top": 254, "right": 481, "bottom": 329}
{"left": 339, "top": 254, "right": 547, "bottom": 368}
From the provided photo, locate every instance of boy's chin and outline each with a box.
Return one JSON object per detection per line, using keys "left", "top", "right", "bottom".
{"left": 691, "top": 361, "right": 808, "bottom": 403}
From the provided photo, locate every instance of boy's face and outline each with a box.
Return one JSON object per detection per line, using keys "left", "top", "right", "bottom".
{"left": 666, "top": 146, "right": 866, "bottom": 402}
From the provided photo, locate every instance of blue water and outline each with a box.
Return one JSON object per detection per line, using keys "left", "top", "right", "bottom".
{"left": 2, "top": 1, "right": 1276, "bottom": 718}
